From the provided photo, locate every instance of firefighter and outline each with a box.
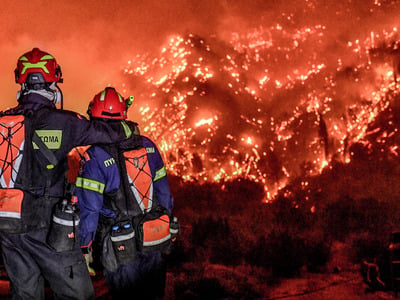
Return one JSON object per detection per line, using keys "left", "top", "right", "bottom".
{"left": 0, "top": 48, "right": 139, "bottom": 300}
{"left": 75, "top": 87, "right": 177, "bottom": 299}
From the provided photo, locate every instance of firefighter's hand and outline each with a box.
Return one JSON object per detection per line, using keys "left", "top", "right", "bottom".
{"left": 126, "top": 120, "right": 140, "bottom": 136}
{"left": 84, "top": 251, "right": 96, "bottom": 277}
{"left": 82, "top": 246, "right": 96, "bottom": 277}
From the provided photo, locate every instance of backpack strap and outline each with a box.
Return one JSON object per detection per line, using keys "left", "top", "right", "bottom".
{"left": 32, "top": 131, "right": 58, "bottom": 168}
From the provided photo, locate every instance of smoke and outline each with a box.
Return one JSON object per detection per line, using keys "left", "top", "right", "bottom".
{"left": 1, "top": 1, "right": 398, "bottom": 111}
{"left": 2, "top": 0, "right": 400, "bottom": 197}
{"left": 0, "top": 0, "right": 230, "bottom": 111}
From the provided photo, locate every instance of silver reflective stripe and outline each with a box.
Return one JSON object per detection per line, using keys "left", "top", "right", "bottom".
{"left": 0, "top": 140, "right": 24, "bottom": 188}
{"left": 0, "top": 212, "right": 21, "bottom": 219}
{"left": 10, "top": 140, "right": 25, "bottom": 188}
{"left": 143, "top": 234, "right": 171, "bottom": 247}
{"left": 0, "top": 174, "right": 6, "bottom": 188}
{"left": 75, "top": 177, "right": 105, "bottom": 194}
{"left": 110, "top": 231, "right": 135, "bottom": 242}
{"left": 127, "top": 173, "right": 153, "bottom": 213}
{"left": 53, "top": 215, "right": 80, "bottom": 226}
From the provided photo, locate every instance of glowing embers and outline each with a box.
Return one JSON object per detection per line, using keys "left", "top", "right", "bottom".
{"left": 120, "top": 22, "right": 400, "bottom": 201}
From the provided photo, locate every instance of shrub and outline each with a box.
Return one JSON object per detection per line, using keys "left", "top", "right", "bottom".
{"left": 270, "top": 194, "right": 316, "bottom": 233}
{"left": 246, "top": 229, "right": 306, "bottom": 278}
{"left": 221, "top": 178, "right": 265, "bottom": 214}
{"left": 321, "top": 195, "right": 356, "bottom": 241}
{"left": 266, "top": 230, "right": 306, "bottom": 277}
{"left": 246, "top": 228, "right": 332, "bottom": 277}
{"left": 191, "top": 215, "right": 243, "bottom": 266}
{"left": 174, "top": 277, "right": 231, "bottom": 300}
{"left": 350, "top": 232, "right": 388, "bottom": 263}
{"left": 353, "top": 197, "right": 391, "bottom": 235}
{"left": 304, "top": 237, "right": 331, "bottom": 273}
{"left": 209, "top": 235, "right": 242, "bottom": 266}
{"left": 191, "top": 215, "right": 230, "bottom": 246}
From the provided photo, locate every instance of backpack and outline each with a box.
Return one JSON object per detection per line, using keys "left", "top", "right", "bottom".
{"left": 100, "top": 143, "right": 179, "bottom": 270}
{"left": 0, "top": 114, "right": 26, "bottom": 230}
{"left": 123, "top": 147, "right": 178, "bottom": 253}
{"left": 0, "top": 109, "right": 60, "bottom": 233}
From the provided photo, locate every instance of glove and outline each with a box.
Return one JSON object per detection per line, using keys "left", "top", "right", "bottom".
{"left": 84, "top": 252, "right": 96, "bottom": 277}
{"left": 82, "top": 246, "right": 96, "bottom": 277}
{"left": 126, "top": 120, "right": 140, "bottom": 136}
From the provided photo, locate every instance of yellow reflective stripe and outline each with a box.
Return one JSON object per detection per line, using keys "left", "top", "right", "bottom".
{"left": 33, "top": 130, "right": 62, "bottom": 149}
{"left": 117, "top": 92, "right": 123, "bottom": 103}
{"left": 21, "top": 61, "right": 49, "bottom": 74}
{"left": 154, "top": 166, "right": 166, "bottom": 182}
{"left": 18, "top": 55, "right": 28, "bottom": 61}
{"left": 40, "top": 54, "right": 54, "bottom": 60}
{"left": 100, "top": 90, "right": 106, "bottom": 101}
{"left": 76, "top": 177, "right": 105, "bottom": 194}
{"left": 121, "top": 121, "right": 132, "bottom": 138}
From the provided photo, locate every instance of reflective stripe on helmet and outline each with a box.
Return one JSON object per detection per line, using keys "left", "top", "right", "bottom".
{"left": 76, "top": 177, "right": 105, "bottom": 194}
{"left": 100, "top": 90, "right": 106, "bottom": 101}
{"left": 16, "top": 48, "right": 62, "bottom": 84}
{"left": 117, "top": 92, "right": 124, "bottom": 103}
{"left": 40, "top": 54, "right": 55, "bottom": 60}
{"left": 20, "top": 61, "right": 49, "bottom": 74}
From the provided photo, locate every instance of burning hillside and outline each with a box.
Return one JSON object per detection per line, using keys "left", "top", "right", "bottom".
{"left": 118, "top": 0, "right": 400, "bottom": 201}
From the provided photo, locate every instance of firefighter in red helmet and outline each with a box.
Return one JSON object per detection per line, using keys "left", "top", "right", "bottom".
{"left": 0, "top": 48, "right": 139, "bottom": 299}
{"left": 76, "top": 87, "right": 178, "bottom": 299}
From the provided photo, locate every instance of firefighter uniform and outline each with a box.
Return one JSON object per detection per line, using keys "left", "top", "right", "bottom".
{"left": 76, "top": 135, "right": 174, "bottom": 300}
{"left": 0, "top": 93, "right": 135, "bottom": 300}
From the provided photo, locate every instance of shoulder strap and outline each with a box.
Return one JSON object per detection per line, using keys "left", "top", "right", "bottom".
{"left": 32, "top": 131, "right": 58, "bottom": 167}
{"left": 100, "top": 144, "right": 143, "bottom": 218}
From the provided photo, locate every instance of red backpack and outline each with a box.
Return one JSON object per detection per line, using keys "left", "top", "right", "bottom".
{"left": 123, "top": 147, "right": 175, "bottom": 253}
{"left": 0, "top": 115, "right": 25, "bottom": 221}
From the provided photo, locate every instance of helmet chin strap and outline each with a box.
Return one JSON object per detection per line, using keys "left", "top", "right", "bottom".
{"left": 55, "top": 83, "right": 63, "bottom": 110}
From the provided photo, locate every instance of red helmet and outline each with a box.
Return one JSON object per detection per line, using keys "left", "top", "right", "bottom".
{"left": 15, "top": 48, "right": 63, "bottom": 84}
{"left": 88, "top": 87, "right": 128, "bottom": 120}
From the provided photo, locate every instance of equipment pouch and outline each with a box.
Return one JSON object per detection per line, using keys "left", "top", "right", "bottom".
{"left": 137, "top": 213, "right": 173, "bottom": 255}
{"left": 110, "top": 220, "right": 136, "bottom": 265}
{"left": 0, "top": 189, "right": 24, "bottom": 233}
{"left": 101, "top": 232, "right": 118, "bottom": 272}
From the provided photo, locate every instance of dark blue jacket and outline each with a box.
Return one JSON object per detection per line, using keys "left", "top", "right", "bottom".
{"left": 76, "top": 135, "right": 174, "bottom": 247}
{"left": 0, "top": 93, "right": 134, "bottom": 231}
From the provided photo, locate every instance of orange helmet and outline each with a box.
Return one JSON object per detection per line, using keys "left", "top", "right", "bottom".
{"left": 15, "top": 48, "right": 63, "bottom": 84}
{"left": 87, "top": 87, "right": 128, "bottom": 120}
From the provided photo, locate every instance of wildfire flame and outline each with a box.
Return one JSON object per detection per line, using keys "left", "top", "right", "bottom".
{"left": 119, "top": 2, "right": 400, "bottom": 201}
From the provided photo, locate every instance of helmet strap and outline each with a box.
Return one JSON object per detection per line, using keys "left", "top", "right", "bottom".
{"left": 55, "top": 83, "right": 63, "bottom": 110}
{"left": 20, "top": 82, "right": 61, "bottom": 106}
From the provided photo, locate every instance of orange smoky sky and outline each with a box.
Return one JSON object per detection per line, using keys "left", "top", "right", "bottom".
{"left": 0, "top": 0, "right": 255, "bottom": 115}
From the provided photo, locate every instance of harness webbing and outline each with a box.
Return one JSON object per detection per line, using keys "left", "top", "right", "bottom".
{"left": 124, "top": 149, "right": 153, "bottom": 213}
{"left": 0, "top": 115, "right": 25, "bottom": 188}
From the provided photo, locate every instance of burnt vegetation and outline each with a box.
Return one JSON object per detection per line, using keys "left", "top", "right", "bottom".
{"left": 166, "top": 140, "right": 400, "bottom": 299}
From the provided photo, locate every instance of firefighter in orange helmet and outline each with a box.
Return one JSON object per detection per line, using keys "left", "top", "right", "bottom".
{"left": 76, "top": 87, "right": 178, "bottom": 299}
{"left": 0, "top": 48, "right": 138, "bottom": 299}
